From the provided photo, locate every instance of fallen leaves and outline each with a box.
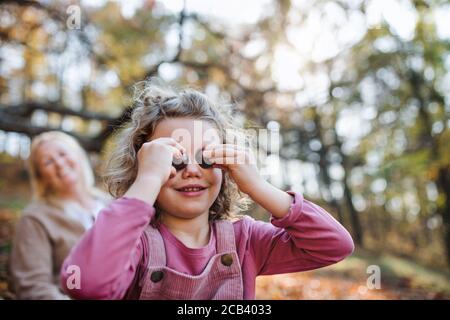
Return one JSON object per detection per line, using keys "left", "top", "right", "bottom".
{"left": 256, "top": 271, "right": 450, "bottom": 300}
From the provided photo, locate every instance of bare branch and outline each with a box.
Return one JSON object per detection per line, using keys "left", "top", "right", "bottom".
{"left": 0, "top": 110, "right": 104, "bottom": 152}
{"left": 1, "top": 102, "right": 115, "bottom": 121}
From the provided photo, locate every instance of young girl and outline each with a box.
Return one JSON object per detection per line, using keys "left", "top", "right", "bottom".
{"left": 60, "top": 80, "right": 354, "bottom": 300}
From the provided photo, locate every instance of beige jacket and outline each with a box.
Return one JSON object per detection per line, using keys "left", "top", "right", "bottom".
{"left": 9, "top": 195, "right": 109, "bottom": 299}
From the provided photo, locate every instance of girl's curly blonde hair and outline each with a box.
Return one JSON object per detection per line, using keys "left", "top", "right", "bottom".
{"left": 104, "top": 78, "right": 250, "bottom": 220}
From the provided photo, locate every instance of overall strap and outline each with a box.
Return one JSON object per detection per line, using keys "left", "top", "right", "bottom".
{"left": 144, "top": 225, "right": 167, "bottom": 266}
{"left": 214, "top": 219, "right": 236, "bottom": 254}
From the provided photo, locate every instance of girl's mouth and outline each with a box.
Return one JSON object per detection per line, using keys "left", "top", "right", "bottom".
{"left": 175, "top": 185, "right": 207, "bottom": 197}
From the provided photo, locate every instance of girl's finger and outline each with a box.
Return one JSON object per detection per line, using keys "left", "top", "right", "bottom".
{"left": 207, "top": 156, "right": 242, "bottom": 165}
{"left": 204, "top": 144, "right": 242, "bottom": 151}
{"left": 208, "top": 150, "right": 255, "bottom": 165}
{"left": 203, "top": 145, "right": 243, "bottom": 158}
{"left": 167, "top": 145, "right": 183, "bottom": 159}
{"left": 205, "top": 146, "right": 252, "bottom": 163}
{"left": 159, "top": 137, "right": 186, "bottom": 154}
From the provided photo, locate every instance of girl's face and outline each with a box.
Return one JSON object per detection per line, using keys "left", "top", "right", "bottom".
{"left": 35, "top": 140, "right": 82, "bottom": 195}
{"left": 149, "top": 117, "right": 223, "bottom": 220}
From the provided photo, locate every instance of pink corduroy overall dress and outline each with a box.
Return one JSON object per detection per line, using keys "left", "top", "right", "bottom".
{"left": 138, "top": 220, "right": 244, "bottom": 300}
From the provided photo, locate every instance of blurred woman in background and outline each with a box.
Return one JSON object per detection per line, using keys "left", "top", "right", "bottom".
{"left": 9, "top": 131, "right": 110, "bottom": 299}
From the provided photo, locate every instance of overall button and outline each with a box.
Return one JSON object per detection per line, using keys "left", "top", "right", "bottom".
{"left": 150, "top": 271, "right": 164, "bottom": 283}
{"left": 221, "top": 254, "right": 233, "bottom": 266}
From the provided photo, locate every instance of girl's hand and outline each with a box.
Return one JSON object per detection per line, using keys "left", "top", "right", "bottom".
{"left": 135, "top": 137, "right": 186, "bottom": 185}
{"left": 124, "top": 137, "right": 185, "bottom": 205}
{"left": 204, "top": 143, "right": 293, "bottom": 218}
{"left": 203, "top": 144, "right": 263, "bottom": 195}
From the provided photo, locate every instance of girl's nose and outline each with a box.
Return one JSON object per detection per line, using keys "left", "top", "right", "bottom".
{"left": 181, "top": 163, "right": 202, "bottom": 178}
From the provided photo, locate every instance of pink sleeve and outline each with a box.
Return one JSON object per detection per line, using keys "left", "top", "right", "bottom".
{"left": 248, "top": 192, "right": 354, "bottom": 275}
{"left": 60, "top": 197, "right": 154, "bottom": 299}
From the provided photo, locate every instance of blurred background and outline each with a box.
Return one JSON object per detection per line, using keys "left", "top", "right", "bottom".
{"left": 1, "top": 0, "right": 450, "bottom": 299}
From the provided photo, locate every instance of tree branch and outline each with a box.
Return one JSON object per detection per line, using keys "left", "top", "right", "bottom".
{"left": 0, "top": 110, "right": 104, "bottom": 152}
{"left": 1, "top": 102, "right": 115, "bottom": 121}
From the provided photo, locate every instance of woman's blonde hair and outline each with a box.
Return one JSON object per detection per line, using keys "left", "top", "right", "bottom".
{"left": 28, "top": 131, "right": 98, "bottom": 204}
{"left": 104, "top": 78, "right": 250, "bottom": 220}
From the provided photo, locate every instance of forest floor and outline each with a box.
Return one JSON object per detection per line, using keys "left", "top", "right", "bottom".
{"left": 256, "top": 248, "right": 450, "bottom": 299}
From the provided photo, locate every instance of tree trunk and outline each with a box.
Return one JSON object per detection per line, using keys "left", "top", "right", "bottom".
{"left": 342, "top": 173, "right": 363, "bottom": 246}
{"left": 313, "top": 111, "right": 345, "bottom": 223}
{"left": 409, "top": 70, "right": 449, "bottom": 268}
{"left": 437, "top": 167, "right": 450, "bottom": 268}
{"left": 333, "top": 124, "right": 364, "bottom": 247}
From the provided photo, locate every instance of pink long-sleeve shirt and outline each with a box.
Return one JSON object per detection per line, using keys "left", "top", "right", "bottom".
{"left": 60, "top": 192, "right": 354, "bottom": 299}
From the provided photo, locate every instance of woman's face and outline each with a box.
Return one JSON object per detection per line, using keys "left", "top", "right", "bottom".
{"left": 149, "top": 118, "right": 223, "bottom": 220}
{"left": 35, "top": 140, "right": 82, "bottom": 195}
